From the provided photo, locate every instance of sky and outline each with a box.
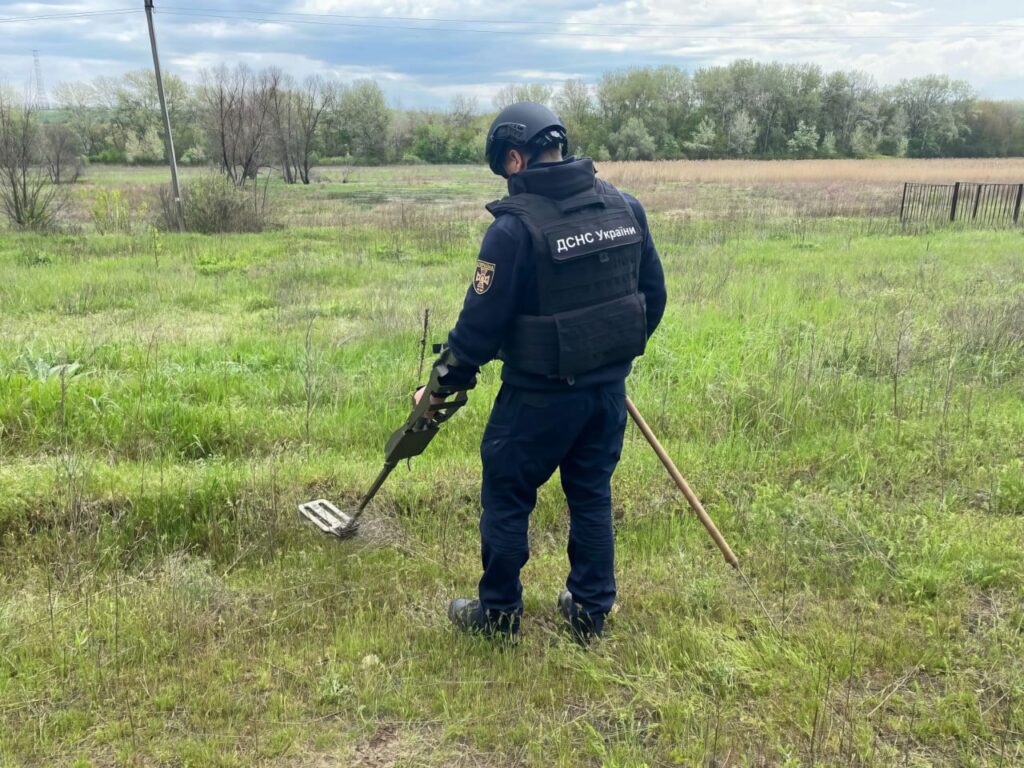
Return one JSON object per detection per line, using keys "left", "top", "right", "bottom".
{"left": 0, "top": 1, "right": 1022, "bottom": 109}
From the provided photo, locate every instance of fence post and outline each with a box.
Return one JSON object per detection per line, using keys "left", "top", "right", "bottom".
{"left": 971, "top": 184, "right": 983, "bottom": 220}
{"left": 899, "top": 182, "right": 908, "bottom": 222}
{"left": 1014, "top": 183, "right": 1023, "bottom": 226}
{"left": 950, "top": 182, "right": 960, "bottom": 222}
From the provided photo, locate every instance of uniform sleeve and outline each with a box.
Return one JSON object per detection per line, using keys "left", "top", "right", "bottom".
{"left": 625, "top": 195, "right": 667, "bottom": 338}
{"left": 438, "top": 218, "right": 526, "bottom": 389}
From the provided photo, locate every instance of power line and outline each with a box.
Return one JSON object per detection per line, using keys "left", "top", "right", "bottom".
{"left": 0, "top": 9, "right": 138, "bottom": 24}
{"left": 161, "top": 5, "right": 1023, "bottom": 32}
{"left": 154, "top": 9, "right": 1024, "bottom": 42}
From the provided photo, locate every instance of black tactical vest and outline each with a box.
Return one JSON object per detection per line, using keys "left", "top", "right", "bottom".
{"left": 486, "top": 177, "right": 647, "bottom": 379}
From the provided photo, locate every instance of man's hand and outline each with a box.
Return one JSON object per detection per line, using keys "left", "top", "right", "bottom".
{"left": 413, "top": 386, "right": 448, "bottom": 419}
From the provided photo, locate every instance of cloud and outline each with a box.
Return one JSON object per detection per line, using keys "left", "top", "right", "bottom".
{"left": 167, "top": 51, "right": 409, "bottom": 84}
{"left": 502, "top": 70, "right": 584, "bottom": 81}
{"left": 1, "top": 0, "right": 1021, "bottom": 105}
{"left": 291, "top": 0, "right": 504, "bottom": 19}
{"left": 169, "top": 19, "right": 294, "bottom": 42}
{"left": 421, "top": 81, "right": 506, "bottom": 103}
{"left": 850, "top": 33, "right": 1024, "bottom": 92}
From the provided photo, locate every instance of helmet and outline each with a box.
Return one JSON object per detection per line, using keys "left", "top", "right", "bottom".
{"left": 485, "top": 101, "right": 568, "bottom": 177}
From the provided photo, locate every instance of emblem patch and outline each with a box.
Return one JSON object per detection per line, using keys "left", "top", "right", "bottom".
{"left": 473, "top": 260, "right": 496, "bottom": 295}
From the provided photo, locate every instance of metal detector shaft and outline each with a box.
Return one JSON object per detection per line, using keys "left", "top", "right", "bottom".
{"left": 625, "top": 396, "right": 739, "bottom": 569}
{"left": 348, "top": 460, "right": 398, "bottom": 526}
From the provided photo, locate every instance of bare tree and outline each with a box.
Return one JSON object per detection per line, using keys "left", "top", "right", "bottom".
{"left": 42, "top": 123, "right": 83, "bottom": 184}
{"left": 494, "top": 83, "right": 554, "bottom": 110}
{"left": 267, "top": 67, "right": 298, "bottom": 184}
{"left": 0, "top": 89, "right": 61, "bottom": 228}
{"left": 53, "top": 80, "right": 107, "bottom": 156}
{"left": 294, "top": 75, "right": 332, "bottom": 184}
{"left": 198, "top": 64, "right": 273, "bottom": 186}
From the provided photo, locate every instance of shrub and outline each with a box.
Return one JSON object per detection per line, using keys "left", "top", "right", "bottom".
{"left": 124, "top": 127, "right": 165, "bottom": 165}
{"left": 180, "top": 145, "right": 209, "bottom": 166}
{"left": 158, "top": 173, "right": 272, "bottom": 234}
{"left": 91, "top": 189, "right": 147, "bottom": 234}
{"left": 92, "top": 148, "right": 127, "bottom": 164}
{"left": 0, "top": 96, "right": 63, "bottom": 230}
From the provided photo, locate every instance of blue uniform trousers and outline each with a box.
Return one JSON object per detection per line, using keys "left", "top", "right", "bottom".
{"left": 478, "top": 381, "right": 627, "bottom": 632}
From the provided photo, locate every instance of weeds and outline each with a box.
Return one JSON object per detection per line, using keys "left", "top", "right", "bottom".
{"left": 0, "top": 166, "right": 1021, "bottom": 766}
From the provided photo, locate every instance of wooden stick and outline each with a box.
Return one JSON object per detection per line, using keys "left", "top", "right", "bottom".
{"left": 625, "top": 396, "right": 739, "bottom": 569}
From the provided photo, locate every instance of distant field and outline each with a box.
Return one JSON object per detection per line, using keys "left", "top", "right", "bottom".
{"left": 68, "top": 158, "right": 1024, "bottom": 232}
{"left": 1, "top": 163, "right": 1022, "bottom": 766}
{"left": 603, "top": 157, "right": 1024, "bottom": 185}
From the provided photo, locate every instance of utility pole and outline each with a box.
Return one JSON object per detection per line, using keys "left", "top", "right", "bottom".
{"left": 144, "top": 0, "right": 185, "bottom": 232}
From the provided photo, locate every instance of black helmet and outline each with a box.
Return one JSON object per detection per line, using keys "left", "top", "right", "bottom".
{"left": 485, "top": 101, "right": 568, "bottom": 177}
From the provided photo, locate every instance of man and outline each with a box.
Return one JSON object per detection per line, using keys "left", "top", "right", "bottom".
{"left": 417, "top": 101, "right": 666, "bottom": 641}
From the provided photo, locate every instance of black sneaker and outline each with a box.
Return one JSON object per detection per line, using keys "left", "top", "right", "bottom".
{"left": 557, "top": 590, "right": 603, "bottom": 643}
{"left": 448, "top": 598, "right": 519, "bottom": 638}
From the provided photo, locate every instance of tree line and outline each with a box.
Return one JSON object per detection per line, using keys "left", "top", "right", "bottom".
{"left": 8, "top": 59, "right": 1024, "bottom": 188}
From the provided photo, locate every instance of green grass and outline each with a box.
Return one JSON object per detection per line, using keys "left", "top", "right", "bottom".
{"left": 1, "top": 169, "right": 1023, "bottom": 766}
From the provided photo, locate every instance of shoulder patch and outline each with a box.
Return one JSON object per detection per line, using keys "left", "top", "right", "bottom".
{"left": 473, "top": 260, "right": 495, "bottom": 295}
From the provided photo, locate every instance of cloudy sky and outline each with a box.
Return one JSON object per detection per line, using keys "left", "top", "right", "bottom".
{"left": 1, "top": 1, "right": 1022, "bottom": 108}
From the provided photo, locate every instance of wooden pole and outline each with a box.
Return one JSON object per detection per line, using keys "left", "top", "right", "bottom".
{"left": 625, "top": 396, "right": 739, "bottom": 569}
{"left": 144, "top": 0, "right": 185, "bottom": 233}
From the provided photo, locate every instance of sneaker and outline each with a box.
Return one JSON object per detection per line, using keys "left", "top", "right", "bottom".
{"left": 448, "top": 598, "right": 519, "bottom": 638}
{"left": 557, "top": 590, "right": 603, "bottom": 642}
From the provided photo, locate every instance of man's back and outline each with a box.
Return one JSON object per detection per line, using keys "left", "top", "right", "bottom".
{"left": 447, "top": 157, "right": 667, "bottom": 391}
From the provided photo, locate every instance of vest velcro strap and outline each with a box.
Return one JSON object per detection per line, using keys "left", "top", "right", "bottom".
{"left": 553, "top": 293, "right": 647, "bottom": 377}
{"left": 500, "top": 315, "right": 560, "bottom": 377}
{"left": 501, "top": 293, "right": 647, "bottom": 378}
{"left": 556, "top": 192, "right": 606, "bottom": 214}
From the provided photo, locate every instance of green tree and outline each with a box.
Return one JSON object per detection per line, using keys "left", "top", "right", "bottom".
{"left": 820, "top": 131, "right": 837, "bottom": 157}
{"left": 104, "top": 70, "right": 195, "bottom": 161}
{"left": 849, "top": 124, "right": 879, "bottom": 157}
{"left": 683, "top": 116, "right": 717, "bottom": 158}
{"left": 597, "top": 66, "right": 690, "bottom": 157}
{"left": 554, "top": 79, "right": 600, "bottom": 156}
{"left": 124, "top": 125, "right": 165, "bottom": 164}
{"left": 609, "top": 116, "right": 656, "bottom": 160}
{"left": 787, "top": 120, "right": 819, "bottom": 157}
{"left": 335, "top": 80, "right": 391, "bottom": 163}
{"left": 888, "top": 75, "right": 974, "bottom": 157}
{"left": 725, "top": 110, "right": 757, "bottom": 155}
{"left": 820, "top": 70, "right": 879, "bottom": 153}
{"left": 963, "top": 100, "right": 1024, "bottom": 156}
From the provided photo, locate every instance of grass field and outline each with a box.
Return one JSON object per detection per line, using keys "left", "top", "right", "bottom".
{"left": 1, "top": 162, "right": 1023, "bottom": 766}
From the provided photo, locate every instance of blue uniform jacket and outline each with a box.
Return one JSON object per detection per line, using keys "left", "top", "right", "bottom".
{"left": 443, "top": 159, "right": 667, "bottom": 391}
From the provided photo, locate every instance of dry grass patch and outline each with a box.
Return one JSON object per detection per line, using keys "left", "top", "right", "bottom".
{"left": 601, "top": 158, "right": 1024, "bottom": 187}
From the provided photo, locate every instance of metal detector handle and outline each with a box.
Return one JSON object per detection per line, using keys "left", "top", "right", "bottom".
{"left": 430, "top": 390, "right": 468, "bottom": 424}
{"left": 382, "top": 358, "right": 470, "bottom": 464}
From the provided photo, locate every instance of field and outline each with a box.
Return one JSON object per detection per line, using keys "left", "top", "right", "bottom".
{"left": 1, "top": 160, "right": 1023, "bottom": 767}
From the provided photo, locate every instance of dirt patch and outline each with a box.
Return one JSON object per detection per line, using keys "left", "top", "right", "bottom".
{"left": 349, "top": 725, "right": 407, "bottom": 768}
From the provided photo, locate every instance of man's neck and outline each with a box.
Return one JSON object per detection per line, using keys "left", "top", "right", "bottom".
{"left": 533, "top": 151, "right": 564, "bottom": 166}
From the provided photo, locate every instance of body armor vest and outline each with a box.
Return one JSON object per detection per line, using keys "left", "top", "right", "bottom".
{"left": 486, "top": 178, "right": 647, "bottom": 379}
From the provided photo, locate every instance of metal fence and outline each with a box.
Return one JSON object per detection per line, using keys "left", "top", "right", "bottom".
{"left": 900, "top": 181, "right": 1024, "bottom": 226}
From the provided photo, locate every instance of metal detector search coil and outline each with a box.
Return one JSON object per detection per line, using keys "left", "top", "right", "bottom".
{"left": 298, "top": 499, "right": 359, "bottom": 539}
